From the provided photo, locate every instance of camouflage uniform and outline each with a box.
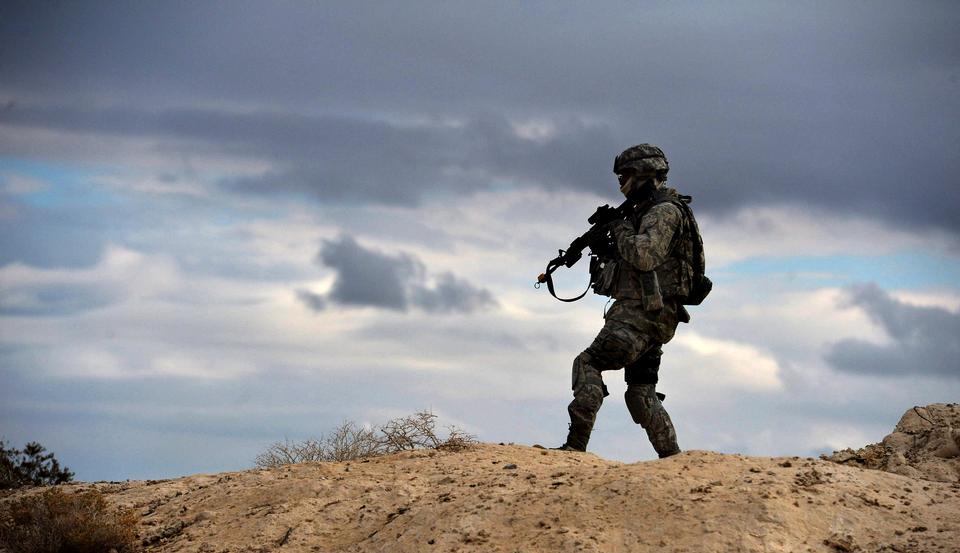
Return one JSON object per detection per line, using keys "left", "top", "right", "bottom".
{"left": 563, "top": 144, "right": 702, "bottom": 458}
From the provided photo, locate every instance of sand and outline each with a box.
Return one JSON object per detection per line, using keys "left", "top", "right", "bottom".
{"left": 3, "top": 404, "right": 959, "bottom": 552}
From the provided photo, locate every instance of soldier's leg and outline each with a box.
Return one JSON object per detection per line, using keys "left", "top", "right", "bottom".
{"left": 563, "top": 352, "right": 606, "bottom": 451}
{"left": 563, "top": 321, "right": 650, "bottom": 451}
{"left": 624, "top": 347, "right": 680, "bottom": 458}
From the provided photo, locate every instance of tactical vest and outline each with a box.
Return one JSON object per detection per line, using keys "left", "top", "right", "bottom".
{"left": 592, "top": 187, "right": 705, "bottom": 310}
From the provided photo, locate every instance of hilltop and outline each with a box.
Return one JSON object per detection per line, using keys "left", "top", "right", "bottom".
{"left": 2, "top": 405, "right": 959, "bottom": 552}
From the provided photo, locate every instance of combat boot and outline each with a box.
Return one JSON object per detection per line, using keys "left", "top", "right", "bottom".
{"left": 557, "top": 420, "right": 591, "bottom": 452}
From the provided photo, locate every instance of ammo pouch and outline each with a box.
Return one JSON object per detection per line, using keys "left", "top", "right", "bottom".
{"left": 590, "top": 257, "right": 618, "bottom": 297}
{"left": 639, "top": 271, "right": 664, "bottom": 311}
{"left": 592, "top": 259, "right": 665, "bottom": 311}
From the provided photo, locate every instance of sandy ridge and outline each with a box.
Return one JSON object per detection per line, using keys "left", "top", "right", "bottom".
{"left": 14, "top": 444, "right": 956, "bottom": 553}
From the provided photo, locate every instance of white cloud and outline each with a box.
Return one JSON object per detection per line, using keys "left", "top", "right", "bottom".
{"left": 692, "top": 284, "right": 891, "bottom": 368}
{"left": 0, "top": 244, "right": 174, "bottom": 289}
{"left": 0, "top": 244, "right": 179, "bottom": 319}
{"left": 890, "top": 289, "right": 960, "bottom": 313}
{"left": 148, "top": 353, "right": 257, "bottom": 380}
{"left": 0, "top": 124, "right": 274, "bottom": 175}
{"left": 701, "top": 204, "right": 958, "bottom": 267}
{"left": 668, "top": 332, "right": 784, "bottom": 392}
{"left": 2, "top": 184, "right": 958, "bottom": 477}
{"left": 92, "top": 173, "right": 211, "bottom": 198}
{"left": 510, "top": 118, "right": 557, "bottom": 142}
{"left": 801, "top": 423, "right": 884, "bottom": 453}
{"left": 58, "top": 347, "right": 126, "bottom": 379}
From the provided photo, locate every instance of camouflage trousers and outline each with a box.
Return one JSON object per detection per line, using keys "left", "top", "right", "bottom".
{"left": 565, "top": 315, "right": 680, "bottom": 458}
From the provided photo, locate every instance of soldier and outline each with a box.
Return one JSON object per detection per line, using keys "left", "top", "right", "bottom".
{"left": 557, "top": 144, "right": 706, "bottom": 457}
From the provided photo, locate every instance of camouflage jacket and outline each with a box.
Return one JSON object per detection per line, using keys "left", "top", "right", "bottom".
{"left": 593, "top": 187, "right": 703, "bottom": 314}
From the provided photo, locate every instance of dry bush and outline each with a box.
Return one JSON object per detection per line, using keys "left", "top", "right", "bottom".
{"left": 379, "top": 410, "right": 444, "bottom": 451}
{"left": 255, "top": 410, "right": 477, "bottom": 468}
{"left": 253, "top": 438, "right": 327, "bottom": 469}
{"left": 0, "top": 488, "right": 138, "bottom": 553}
{"left": 325, "top": 421, "right": 384, "bottom": 462}
{"left": 435, "top": 426, "right": 478, "bottom": 452}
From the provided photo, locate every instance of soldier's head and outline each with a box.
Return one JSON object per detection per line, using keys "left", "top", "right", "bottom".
{"left": 614, "top": 144, "right": 668, "bottom": 198}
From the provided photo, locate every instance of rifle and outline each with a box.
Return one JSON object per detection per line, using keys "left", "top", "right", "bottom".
{"left": 535, "top": 194, "right": 643, "bottom": 302}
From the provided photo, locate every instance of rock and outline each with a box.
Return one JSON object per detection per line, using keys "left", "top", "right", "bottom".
{"left": 142, "top": 520, "right": 187, "bottom": 545}
{"left": 193, "top": 510, "right": 216, "bottom": 523}
{"left": 823, "top": 532, "right": 857, "bottom": 552}
{"left": 824, "top": 403, "right": 960, "bottom": 482}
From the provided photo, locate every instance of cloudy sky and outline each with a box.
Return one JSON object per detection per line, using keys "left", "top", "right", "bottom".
{"left": 1, "top": 1, "right": 958, "bottom": 481}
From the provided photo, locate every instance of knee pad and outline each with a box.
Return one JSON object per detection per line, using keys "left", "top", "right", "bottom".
{"left": 572, "top": 353, "right": 608, "bottom": 402}
{"left": 624, "top": 384, "right": 658, "bottom": 425}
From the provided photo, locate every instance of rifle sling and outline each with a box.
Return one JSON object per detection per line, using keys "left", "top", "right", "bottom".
{"left": 543, "top": 266, "right": 591, "bottom": 302}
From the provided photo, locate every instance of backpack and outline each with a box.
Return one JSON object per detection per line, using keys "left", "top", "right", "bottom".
{"left": 673, "top": 196, "right": 712, "bottom": 306}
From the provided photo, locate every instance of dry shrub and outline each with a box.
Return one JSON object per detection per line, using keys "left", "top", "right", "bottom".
{"left": 324, "top": 421, "right": 384, "bottom": 462}
{"left": 253, "top": 438, "right": 327, "bottom": 469}
{"left": 255, "top": 410, "right": 477, "bottom": 468}
{"left": 435, "top": 426, "right": 477, "bottom": 452}
{"left": 0, "top": 488, "right": 138, "bottom": 553}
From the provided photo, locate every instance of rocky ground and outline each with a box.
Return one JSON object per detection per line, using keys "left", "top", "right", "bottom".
{"left": 3, "top": 405, "right": 959, "bottom": 553}
{"left": 824, "top": 403, "right": 960, "bottom": 483}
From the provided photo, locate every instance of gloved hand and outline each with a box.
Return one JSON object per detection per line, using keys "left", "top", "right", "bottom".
{"left": 589, "top": 204, "right": 621, "bottom": 225}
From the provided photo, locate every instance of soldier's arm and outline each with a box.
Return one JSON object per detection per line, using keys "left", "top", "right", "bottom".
{"left": 609, "top": 202, "right": 681, "bottom": 271}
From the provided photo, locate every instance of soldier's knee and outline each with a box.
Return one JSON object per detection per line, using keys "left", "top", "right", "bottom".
{"left": 572, "top": 352, "right": 603, "bottom": 389}
{"left": 571, "top": 352, "right": 608, "bottom": 408}
{"left": 624, "top": 384, "right": 658, "bottom": 425}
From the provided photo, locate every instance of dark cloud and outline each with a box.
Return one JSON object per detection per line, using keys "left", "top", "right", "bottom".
{"left": 300, "top": 235, "right": 496, "bottom": 314}
{"left": 0, "top": 105, "right": 619, "bottom": 205}
{"left": 410, "top": 272, "right": 496, "bottom": 314}
{"left": 5, "top": 101, "right": 957, "bottom": 237}
{"left": 825, "top": 283, "right": 960, "bottom": 377}
{"left": 1, "top": 2, "right": 958, "bottom": 232}
{"left": 318, "top": 235, "right": 417, "bottom": 310}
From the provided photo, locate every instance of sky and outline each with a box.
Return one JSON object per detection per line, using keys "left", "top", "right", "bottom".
{"left": 1, "top": 1, "right": 958, "bottom": 481}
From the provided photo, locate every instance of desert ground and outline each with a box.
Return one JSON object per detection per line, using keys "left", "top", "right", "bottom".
{"left": 3, "top": 404, "right": 959, "bottom": 553}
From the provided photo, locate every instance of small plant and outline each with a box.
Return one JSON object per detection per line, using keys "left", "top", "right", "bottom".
{"left": 0, "top": 488, "right": 139, "bottom": 553}
{"left": 253, "top": 438, "right": 328, "bottom": 468}
{"left": 324, "top": 421, "right": 386, "bottom": 462}
{"left": 0, "top": 440, "right": 74, "bottom": 489}
{"left": 254, "top": 410, "right": 477, "bottom": 468}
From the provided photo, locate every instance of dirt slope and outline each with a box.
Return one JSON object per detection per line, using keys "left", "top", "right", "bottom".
{"left": 4, "top": 404, "right": 960, "bottom": 552}
{"left": 6, "top": 444, "right": 955, "bottom": 553}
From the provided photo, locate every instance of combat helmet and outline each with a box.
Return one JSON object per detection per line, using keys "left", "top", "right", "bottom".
{"left": 613, "top": 143, "right": 669, "bottom": 177}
